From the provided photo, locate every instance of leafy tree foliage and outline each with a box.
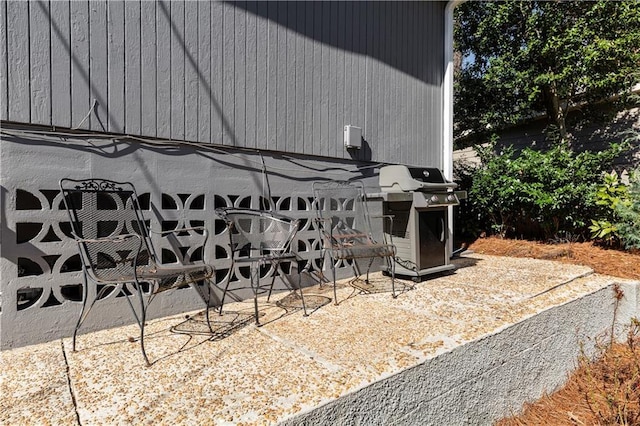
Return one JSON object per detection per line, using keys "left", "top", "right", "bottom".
{"left": 454, "top": 0, "right": 640, "bottom": 144}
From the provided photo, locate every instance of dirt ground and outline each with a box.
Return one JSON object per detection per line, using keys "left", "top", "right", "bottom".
{"left": 468, "top": 237, "right": 640, "bottom": 425}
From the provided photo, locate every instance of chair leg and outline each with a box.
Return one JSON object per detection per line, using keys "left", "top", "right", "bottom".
{"left": 350, "top": 261, "right": 360, "bottom": 282}
{"left": 74, "top": 277, "right": 119, "bottom": 351}
{"left": 391, "top": 256, "right": 396, "bottom": 299}
{"left": 266, "top": 267, "right": 278, "bottom": 302}
{"left": 135, "top": 281, "right": 151, "bottom": 367}
{"left": 297, "top": 266, "right": 308, "bottom": 317}
{"left": 200, "top": 280, "right": 213, "bottom": 333}
{"left": 188, "top": 278, "right": 216, "bottom": 332}
{"left": 365, "top": 258, "right": 375, "bottom": 284}
{"left": 218, "top": 273, "right": 233, "bottom": 316}
{"left": 205, "top": 304, "right": 213, "bottom": 332}
{"left": 318, "top": 251, "right": 327, "bottom": 290}
{"left": 251, "top": 264, "right": 261, "bottom": 326}
{"left": 331, "top": 256, "right": 338, "bottom": 306}
{"left": 72, "top": 274, "right": 91, "bottom": 352}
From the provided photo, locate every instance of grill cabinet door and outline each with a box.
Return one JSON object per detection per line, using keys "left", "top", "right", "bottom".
{"left": 418, "top": 209, "right": 447, "bottom": 270}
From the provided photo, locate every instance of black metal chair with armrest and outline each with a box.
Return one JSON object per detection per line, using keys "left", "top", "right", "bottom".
{"left": 312, "top": 180, "right": 397, "bottom": 304}
{"left": 215, "top": 207, "right": 307, "bottom": 325}
{"left": 59, "top": 178, "right": 215, "bottom": 366}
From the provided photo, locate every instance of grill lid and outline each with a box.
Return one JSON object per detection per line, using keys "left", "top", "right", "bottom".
{"left": 379, "top": 165, "right": 458, "bottom": 192}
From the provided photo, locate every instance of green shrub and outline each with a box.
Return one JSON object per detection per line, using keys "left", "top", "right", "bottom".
{"left": 589, "top": 131, "right": 640, "bottom": 249}
{"left": 589, "top": 171, "right": 629, "bottom": 245}
{"left": 615, "top": 169, "right": 640, "bottom": 249}
{"left": 468, "top": 139, "right": 629, "bottom": 240}
{"left": 453, "top": 159, "right": 482, "bottom": 241}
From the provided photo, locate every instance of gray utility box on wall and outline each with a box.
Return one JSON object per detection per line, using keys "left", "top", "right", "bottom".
{"left": 344, "top": 125, "right": 362, "bottom": 149}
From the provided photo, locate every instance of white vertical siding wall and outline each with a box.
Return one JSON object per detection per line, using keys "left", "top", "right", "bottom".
{"left": 1, "top": 1, "right": 445, "bottom": 166}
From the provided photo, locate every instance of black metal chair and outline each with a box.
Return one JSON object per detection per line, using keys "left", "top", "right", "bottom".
{"left": 312, "top": 180, "right": 396, "bottom": 303}
{"left": 59, "top": 178, "right": 215, "bottom": 366}
{"left": 215, "top": 208, "right": 307, "bottom": 325}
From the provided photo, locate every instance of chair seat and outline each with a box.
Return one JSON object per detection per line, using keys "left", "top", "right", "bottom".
{"left": 231, "top": 252, "right": 297, "bottom": 265}
{"left": 136, "top": 264, "right": 214, "bottom": 292}
{"left": 330, "top": 242, "right": 396, "bottom": 260}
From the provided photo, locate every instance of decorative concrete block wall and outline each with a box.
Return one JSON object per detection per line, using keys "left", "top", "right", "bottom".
{"left": 0, "top": 130, "right": 384, "bottom": 348}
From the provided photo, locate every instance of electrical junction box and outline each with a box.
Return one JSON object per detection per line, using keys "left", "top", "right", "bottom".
{"left": 344, "top": 125, "right": 362, "bottom": 149}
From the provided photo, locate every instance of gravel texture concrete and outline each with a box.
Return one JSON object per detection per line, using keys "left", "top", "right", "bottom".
{"left": 1, "top": 253, "right": 637, "bottom": 425}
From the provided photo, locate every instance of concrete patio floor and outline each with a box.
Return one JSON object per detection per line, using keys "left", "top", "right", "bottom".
{"left": 2, "top": 253, "right": 638, "bottom": 425}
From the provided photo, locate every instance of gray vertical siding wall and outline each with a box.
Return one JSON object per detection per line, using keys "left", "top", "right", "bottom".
{"left": 1, "top": 0, "right": 445, "bottom": 167}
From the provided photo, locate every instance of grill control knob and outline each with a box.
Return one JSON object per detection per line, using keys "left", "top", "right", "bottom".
{"left": 447, "top": 194, "right": 456, "bottom": 202}
{"left": 431, "top": 195, "right": 439, "bottom": 203}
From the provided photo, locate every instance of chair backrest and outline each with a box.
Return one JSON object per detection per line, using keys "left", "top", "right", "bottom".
{"left": 216, "top": 208, "right": 300, "bottom": 258}
{"left": 312, "top": 180, "right": 375, "bottom": 244}
{"left": 60, "top": 178, "right": 156, "bottom": 282}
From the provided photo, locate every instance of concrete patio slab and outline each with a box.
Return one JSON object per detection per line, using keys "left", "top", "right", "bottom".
{"left": 0, "top": 339, "right": 76, "bottom": 425}
{"left": 1, "top": 253, "right": 638, "bottom": 425}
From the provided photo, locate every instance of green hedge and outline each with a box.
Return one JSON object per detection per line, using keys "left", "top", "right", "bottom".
{"left": 455, "top": 139, "right": 630, "bottom": 241}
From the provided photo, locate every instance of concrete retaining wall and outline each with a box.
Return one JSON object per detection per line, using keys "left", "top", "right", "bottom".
{"left": 282, "top": 281, "right": 639, "bottom": 425}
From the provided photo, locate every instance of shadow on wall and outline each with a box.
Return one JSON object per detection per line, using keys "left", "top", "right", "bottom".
{"left": 346, "top": 138, "right": 373, "bottom": 164}
{"left": 39, "top": 1, "right": 238, "bottom": 145}
{"left": 0, "top": 130, "right": 381, "bottom": 185}
{"left": 232, "top": 0, "right": 445, "bottom": 84}
{"left": 0, "top": 185, "right": 50, "bottom": 259}
{"left": 38, "top": 0, "right": 443, "bottom": 135}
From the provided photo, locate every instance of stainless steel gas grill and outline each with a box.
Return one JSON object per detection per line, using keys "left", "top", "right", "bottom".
{"left": 372, "top": 165, "right": 464, "bottom": 280}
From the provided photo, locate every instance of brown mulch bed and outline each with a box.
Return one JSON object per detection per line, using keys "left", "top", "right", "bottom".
{"left": 468, "top": 236, "right": 640, "bottom": 280}
{"left": 496, "top": 318, "right": 640, "bottom": 426}
{"left": 468, "top": 237, "right": 640, "bottom": 425}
